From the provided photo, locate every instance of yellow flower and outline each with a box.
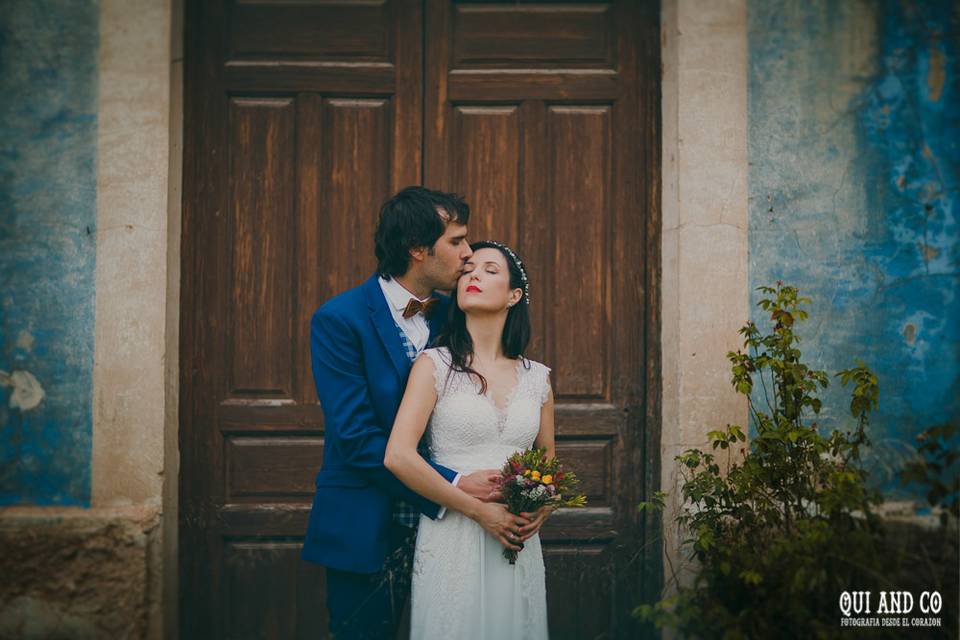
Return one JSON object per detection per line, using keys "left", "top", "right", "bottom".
{"left": 542, "top": 475, "right": 553, "bottom": 485}
{"left": 523, "top": 470, "right": 531, "bottom": 477}
{"left": 531, "top": 471, "right": 541, "bottom": 481}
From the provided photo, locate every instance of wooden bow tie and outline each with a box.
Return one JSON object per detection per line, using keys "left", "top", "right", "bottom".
{"left": 402, "top": 297, "right": 439, "bottom": 319}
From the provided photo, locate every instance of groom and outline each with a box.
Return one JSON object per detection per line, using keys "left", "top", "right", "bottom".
{"left": 302, "top": 186, "right": 506, "bottom": 639}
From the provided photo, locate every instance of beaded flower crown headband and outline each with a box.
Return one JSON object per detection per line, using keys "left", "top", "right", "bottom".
{"left": 478, "top": 240, "right": 530, "bottom": 305}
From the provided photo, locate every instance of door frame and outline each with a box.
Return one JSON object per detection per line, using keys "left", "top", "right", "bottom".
{"left": 176, "top": 0, "right": 664, "bottom": 636}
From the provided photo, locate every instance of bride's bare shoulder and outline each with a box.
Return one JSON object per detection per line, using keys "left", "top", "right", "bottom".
{"left": 420, "top": 345, "right": 452, "bottom": 365}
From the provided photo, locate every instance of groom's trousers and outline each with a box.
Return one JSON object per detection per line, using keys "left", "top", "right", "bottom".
{"left": 325, "top": 522, "right": 417, "bottom": 639}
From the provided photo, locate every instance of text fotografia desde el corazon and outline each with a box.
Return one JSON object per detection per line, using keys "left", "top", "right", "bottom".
{"left": 839, "top": 590, "right": 943, "bottom": 628}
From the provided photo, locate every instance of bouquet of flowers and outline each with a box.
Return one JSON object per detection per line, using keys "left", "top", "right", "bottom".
{"left": 498, "top": 448, "right": 587, "bottom": 564}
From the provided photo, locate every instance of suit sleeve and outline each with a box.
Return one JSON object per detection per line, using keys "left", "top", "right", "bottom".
{"left": 310, "top": 307, "right": 458, "bottom": 516}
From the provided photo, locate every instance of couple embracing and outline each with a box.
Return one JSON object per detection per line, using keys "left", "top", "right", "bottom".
{"left": 301, "top": 186, "right": 555, "bottom": 639}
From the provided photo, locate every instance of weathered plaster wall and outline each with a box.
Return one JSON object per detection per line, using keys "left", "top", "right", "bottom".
{"left": 0, "top": 0, "right": 99, "bottom": 507}
{"left": 164, "top": 0, "right": 184, "bottom": 635}
{"left": 660, "top": 0, "right": 750, "bottom": 592}
{"left": 94, "top": 0, "right": 177, "bottom": 634}
{"left": 93, "top": 0, "right": 173, "bottom": 510}
{"left": 748, "top": 0, "right": 959, "bottom": 500}
{"left": 0, "top": 0, "right": 178, "bottom": 637}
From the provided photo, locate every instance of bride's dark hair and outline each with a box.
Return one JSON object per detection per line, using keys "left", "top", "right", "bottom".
{"left": 433, "top": 240, "right": 532, "bottom": 394}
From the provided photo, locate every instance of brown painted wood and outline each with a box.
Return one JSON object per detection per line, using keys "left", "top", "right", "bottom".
{"left": 425, "top": 2, "right": 660, "bottom": 637}
{"left": 450, "top": 4, "right": 615, "bottom": 67}
{"left": 181, "top": 1, "right": 424, "bottom": 637}
{"left": 182, "top": 1, "right": 661, "bottom": 638}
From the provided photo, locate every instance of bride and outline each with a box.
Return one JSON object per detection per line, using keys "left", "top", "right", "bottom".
{"left": 385, "top": 240, "right": 554, "bottom": 639}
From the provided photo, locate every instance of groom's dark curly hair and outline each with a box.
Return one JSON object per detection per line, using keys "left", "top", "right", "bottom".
{"left": 374, "top": 186, "right": 471, "bottom": 279}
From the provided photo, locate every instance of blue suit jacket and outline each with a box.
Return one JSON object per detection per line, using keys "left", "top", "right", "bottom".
{"left": 301, "top": 274, "right": 458, "bottom": 573}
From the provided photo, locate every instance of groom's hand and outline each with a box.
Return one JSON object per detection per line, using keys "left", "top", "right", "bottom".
{"left": 458, "top": 469, "right": 502, "bottom": 502}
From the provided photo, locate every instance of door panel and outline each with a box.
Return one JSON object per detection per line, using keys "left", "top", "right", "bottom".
{"left": 450, "top": 4, "right": 615, "bottom": 67}
{"left": 547, "top": 105, "right": 610, "bottom": 398}
{"left": 227, "top": 97, "right": 296, "bottom": 399}
{"left": 181, "top": 1, "right": 422, "bottom": 637}
{"left": 425, "top": 2, "right": 658, "bottom": 637}
{"left": 182, "top": 1, "right": 661, "bottom": 638}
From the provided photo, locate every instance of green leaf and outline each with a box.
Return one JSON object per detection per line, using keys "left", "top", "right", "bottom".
{"left": 739, "top": 570, "right": 763, "bottom": 585}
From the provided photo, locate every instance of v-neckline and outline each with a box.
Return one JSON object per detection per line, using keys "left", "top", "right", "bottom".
{"left": 479, "top": 357, "right": 524, "bottom": 415}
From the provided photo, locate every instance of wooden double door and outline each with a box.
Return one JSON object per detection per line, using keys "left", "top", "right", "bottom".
{"left": 180, "top": 1, "right": 661, "bottom": 638}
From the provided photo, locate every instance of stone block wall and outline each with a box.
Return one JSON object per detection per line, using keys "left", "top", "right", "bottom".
{"left": 0, "top": 507, "right": 161, "bottom": 639}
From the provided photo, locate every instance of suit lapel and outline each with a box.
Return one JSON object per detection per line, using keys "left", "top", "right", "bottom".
{"left": 362, "top": 274, "right": 411, "bottom": 379}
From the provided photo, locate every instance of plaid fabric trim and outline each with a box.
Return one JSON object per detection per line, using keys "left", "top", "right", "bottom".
{"left": 395, "top": 320, "right": 419, "bottom": 361}
{"left": 392, "top": 502, "right": 421, "bottom": 529}
{"left": 392, "top": 320, "right": 427, "bottom": 529}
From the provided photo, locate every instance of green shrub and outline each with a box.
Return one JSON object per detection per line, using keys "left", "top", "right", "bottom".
{"left": 635, "top": 283, "right": 894, "bottom": 639}
{"left": 899, "top": 422, "right": 960, "bottom": 527}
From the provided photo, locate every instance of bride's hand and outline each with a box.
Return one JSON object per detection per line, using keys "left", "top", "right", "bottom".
{"left": 517, "top": 504, "right": 555, "bottom": 541}
{"left": 472, "top": 502, "right": 529, "bottom": 552}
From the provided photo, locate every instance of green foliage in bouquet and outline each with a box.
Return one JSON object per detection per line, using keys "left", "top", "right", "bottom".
{"left": 498, "top": 448, "right": 587, "bottom": 563}
{"left": 635, "top": 283, "right": 892, "bottom": 638}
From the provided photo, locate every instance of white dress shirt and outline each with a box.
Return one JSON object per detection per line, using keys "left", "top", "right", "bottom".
{"left": 378, "top": 276, "right": 460, "bottom": 517}
{"left": 378, "top": 275, "right": 432, "bottom": 351}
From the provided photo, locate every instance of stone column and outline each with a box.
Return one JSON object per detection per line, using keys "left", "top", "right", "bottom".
{"left": 659, "top": 0, "right": 750, "bottom": 597}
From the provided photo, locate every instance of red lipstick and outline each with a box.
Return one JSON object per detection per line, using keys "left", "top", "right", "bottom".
{"left": 465, "top": 285, "right": 482, "bottom": 293}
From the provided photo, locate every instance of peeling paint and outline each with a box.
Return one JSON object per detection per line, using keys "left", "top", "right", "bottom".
{"left": 902, "top": 322, "right": 916, "bottom": 345}
{"left": 14, "top": 331, "right": 34, "bottom": 352}
{"left": 927, "top": 45, "right": 945, "bottom": 102}
{"left": 0, "top": 370, "right": 45, "bottom": 411}
{"left": 749, "top": 0, "right": 958, "bottom": 501}
{"left": 920, "top": 242, "right": 940, "bottom": 263}
{"left": 0, "top": 1, "right": 98, "bottom": 506}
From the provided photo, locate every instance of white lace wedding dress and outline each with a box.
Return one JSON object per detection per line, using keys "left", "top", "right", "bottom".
{"left": 410, "top": 346, "right": 551, "bottom": 640}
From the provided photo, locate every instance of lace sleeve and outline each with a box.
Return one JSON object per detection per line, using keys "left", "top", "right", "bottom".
{"left": 536, "top": 362, "right": 552, "bottom": 405}
{"left": 419, "top": 347, "right": 449, "bottom": 397}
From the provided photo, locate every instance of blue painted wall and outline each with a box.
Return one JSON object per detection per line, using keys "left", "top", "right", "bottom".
{"left": 0, "top": 2, "right": 100, "bottom": 506}
{"left": 748, "top": 1, "right": 959, "bottom": 500}
{"left": 0, "top": 0, "right": 954, "bottom": 510}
